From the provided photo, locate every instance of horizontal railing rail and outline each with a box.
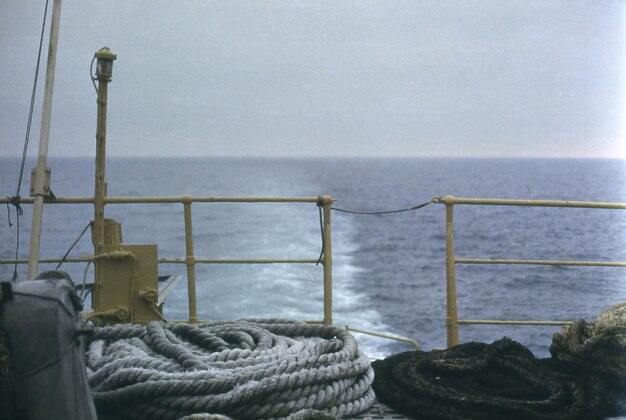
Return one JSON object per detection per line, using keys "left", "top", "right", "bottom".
{"left": 158, "top": 258, "right": 320, "bottom": 265}
{"left": 345, "top": 325, "right": 420, "bottom": 350}
{"left": 456, "top": 259, "right": 626, "bottom": 267}
{"left": 0, "top": 196, "right": 322, "bottom": 205}
{"left": 435, "top": 196, "right": 626, "bottom": 209}
{"left": 435, "top": 195, "right": 626, "bottom": 348}
{"left": 0, "top": 257, "right": 322, "bottom": 265}
{"left": 0, "top": 257, "right": 92, "bottom": 264}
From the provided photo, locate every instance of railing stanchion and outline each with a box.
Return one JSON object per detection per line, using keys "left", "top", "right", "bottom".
{"left": 321, "top": 195, "right": 334, "bottom": 325}
{"left": 445, "top": 198, "right": 459, "bottom": 347}
{"left": 183, "top": 196, "right": 198, "bottom": 322}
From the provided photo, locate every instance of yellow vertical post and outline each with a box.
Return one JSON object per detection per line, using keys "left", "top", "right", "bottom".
{"left": 183, "top": 196, "right": 198, "bottom": 322}
{"left": 93, "top": 80, "right": 108, "bottom": 256}
{"left": 92, "top": 48, "right": 116, "bottom": 259}
{"left": 445, "top": 201, "right": 459, "bottom": 347}
{"left": 91, "top": 48, "right": 116, "bottom": 306}
{"left": 321, "top": 195, "right": 334, "bottom": 325}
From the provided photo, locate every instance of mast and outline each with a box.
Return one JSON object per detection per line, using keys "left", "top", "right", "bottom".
{"left": 28, "top": 0, "right": 63, "bottom": 280}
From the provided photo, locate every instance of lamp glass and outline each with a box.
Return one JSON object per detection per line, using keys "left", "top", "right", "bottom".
{"left": 96, "top": 59, "right": 113, "bottom": 78}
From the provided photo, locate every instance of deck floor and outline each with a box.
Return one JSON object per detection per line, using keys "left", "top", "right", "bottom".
{"left": 352, "top": 399, "right": 411, "bottom": 420}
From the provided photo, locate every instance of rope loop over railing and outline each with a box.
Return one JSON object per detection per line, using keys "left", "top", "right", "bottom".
{"left": 5, "top": 196, "right": 25, "bottom": 282}
{"left": 316, "top": 196, "right": 325, "bottom": 265}
{"left": 5, "top": 196, "right": 23, "bottom": 228}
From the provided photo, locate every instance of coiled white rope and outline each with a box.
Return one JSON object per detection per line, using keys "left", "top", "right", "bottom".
{"left": 86, "top": 319, "right": 374, "bottom": 419}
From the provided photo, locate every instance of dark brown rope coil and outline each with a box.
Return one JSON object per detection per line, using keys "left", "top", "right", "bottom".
{"left": 372, "top": 337, "right": 609, "bottom": 420}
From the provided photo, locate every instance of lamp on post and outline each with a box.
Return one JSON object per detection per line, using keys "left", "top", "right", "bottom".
{"left": 94, "top": 47, "right": 116, "bottom": 82}
{"left": 93, "top": 47, "right": 116, "bottom": 257}
{"left": 89, "top": 48, "right": 160, "bottom": 325}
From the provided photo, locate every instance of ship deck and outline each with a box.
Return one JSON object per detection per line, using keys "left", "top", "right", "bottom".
{"left": 354, "top": 399, "right": 411, "bottom": 419}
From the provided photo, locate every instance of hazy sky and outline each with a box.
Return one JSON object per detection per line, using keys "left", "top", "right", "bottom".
{"left": 1, "top": 1, "right": 625, "bottom": 158}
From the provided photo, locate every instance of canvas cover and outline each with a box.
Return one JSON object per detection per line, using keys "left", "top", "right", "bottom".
{"left": 1, "top": 271, "right": 96, "bottom": 420}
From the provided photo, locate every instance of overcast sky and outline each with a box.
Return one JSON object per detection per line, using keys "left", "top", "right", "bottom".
{"left": 1, "top": 1, "right": 625, "bottom": 158}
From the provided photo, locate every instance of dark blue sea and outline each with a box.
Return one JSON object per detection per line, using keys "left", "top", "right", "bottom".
{"left": 1, "top": 157, "right": 625, "bottom": 358}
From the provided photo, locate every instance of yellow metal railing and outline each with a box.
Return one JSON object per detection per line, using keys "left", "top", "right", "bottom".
{"left": 0, "top": 195, "right": 334, "bottom": 324}
{"left": 0, "top": 194, "right": 421, "bottom": 347}
{"left": 435, "top": 195, "right": 626, "bottom": 348}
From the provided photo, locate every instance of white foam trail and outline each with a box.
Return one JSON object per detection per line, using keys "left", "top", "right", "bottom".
{"left": 327, "top": 217, "right": 404, "bottom": 359}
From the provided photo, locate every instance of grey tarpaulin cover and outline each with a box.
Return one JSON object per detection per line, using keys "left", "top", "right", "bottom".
{"left": 1, "top": 271, "right": 96, "bottom": 420}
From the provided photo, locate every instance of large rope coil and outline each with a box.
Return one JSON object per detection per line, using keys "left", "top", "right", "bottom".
{"left": 371, "top": 337, "right": 608, "bottom": 420}
{"left": 86, "top": 319, "right": 374, "bottom": 419}
{"left": 551, "top": 302, "right": 626, "bottom": 416}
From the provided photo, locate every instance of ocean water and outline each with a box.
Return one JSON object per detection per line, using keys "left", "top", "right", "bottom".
{"left": 1, "top": 157, "right": 626, "bottom": 358}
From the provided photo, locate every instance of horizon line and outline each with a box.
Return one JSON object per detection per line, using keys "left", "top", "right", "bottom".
{"left": 2, "top": 154, "right": 625, "bottom": 160}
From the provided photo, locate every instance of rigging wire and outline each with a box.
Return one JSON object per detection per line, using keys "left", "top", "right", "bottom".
{"left": 6, "top": 0, "right": 51, "bottom": 281}
{"left": 55, "top": 222, "right": 92, "bottom": 270}
{"left": 80, "top": 261, "right": 93, "bottom": 303}
{"left": 331, "top": 197, "right": 436, "bottom": 215}
{"left": 316, "top": 197, "right": 436, "bottom": 265}
{"left": 89, "top": 55, "right": 98, "bottom": 94}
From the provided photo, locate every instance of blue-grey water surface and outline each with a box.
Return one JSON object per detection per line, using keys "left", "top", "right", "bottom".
{"left": 1, "top": 157, "right": 625, "bottom": 357}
